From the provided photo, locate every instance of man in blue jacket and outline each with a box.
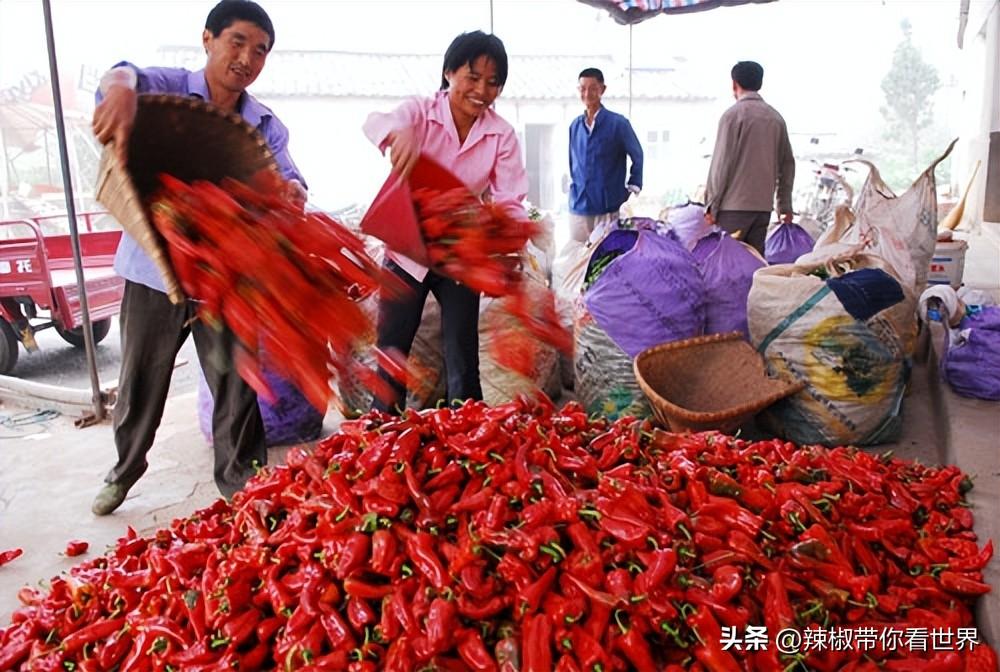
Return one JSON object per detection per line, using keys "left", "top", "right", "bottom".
{"left": 568, "top": 68, "right": 643, "bottom": 242}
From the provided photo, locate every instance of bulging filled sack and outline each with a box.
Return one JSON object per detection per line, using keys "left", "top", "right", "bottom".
{"left": 748, "top": 252, "right": 916, "bottom": 446}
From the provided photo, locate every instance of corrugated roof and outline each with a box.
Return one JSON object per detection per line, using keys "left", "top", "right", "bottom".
{"left": 156, "top": 47, "right": 713, "bottom": 102}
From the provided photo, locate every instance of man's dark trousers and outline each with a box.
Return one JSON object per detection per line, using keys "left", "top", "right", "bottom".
{"left": 716, "top": 210, "right": 771, "bottom": 255}
{"left": 108, "top": 281, "right": 265, "bottom": 498}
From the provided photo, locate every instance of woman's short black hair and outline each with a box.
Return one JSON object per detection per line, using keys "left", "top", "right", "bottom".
{"left": 440, "top": 31, "right": 509, "bottom": 90}
{"left": 206, "top": 0, "right": 275, "bottom": 51}
{"left": 731, "top": 61, "right": 764, "bottom": 91}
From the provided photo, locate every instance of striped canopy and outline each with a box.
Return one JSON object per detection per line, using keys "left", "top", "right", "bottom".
{"left": 578, "top": 0, "right": 776, "bottom": 24}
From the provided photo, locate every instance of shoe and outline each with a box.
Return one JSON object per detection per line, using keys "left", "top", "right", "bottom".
{"left": 91, "top": 482, "right": 130, "bottom": 516}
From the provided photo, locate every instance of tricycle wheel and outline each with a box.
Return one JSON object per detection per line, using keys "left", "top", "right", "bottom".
{"left": 56, "top": 318, "right": 113, "bottom": 348}
{"left": 0, "top": 318, "right": 18, "bottom": 375}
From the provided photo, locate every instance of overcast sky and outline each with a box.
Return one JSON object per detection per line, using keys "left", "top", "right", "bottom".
{"left": 0, "top": 0, "right": 967, "bottom": 202}
{"left": 1, "top": 0, "right": 962, "bottom": 134}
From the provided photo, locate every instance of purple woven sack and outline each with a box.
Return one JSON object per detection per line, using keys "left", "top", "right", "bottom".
{"left": 692, "top": 231, "right": 766, "bottom": 338}
{"left": 942, "top": 306, "right": 1000, "bottom": 401}
{"left": 765, "top": 223, "right": 815, "bottom": 265}
{"left": 198, "top": 368, "right": 324, "bottom": 447}
{"left": 584, "top": 229, "right": 705, "bottom": 358}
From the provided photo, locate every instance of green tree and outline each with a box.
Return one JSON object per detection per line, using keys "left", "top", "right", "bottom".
{"left": 880, "top": 19, "right": 940, "bottom": 171}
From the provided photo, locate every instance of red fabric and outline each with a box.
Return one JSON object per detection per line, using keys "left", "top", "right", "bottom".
{"left": 360, "top": 155, "right": 467, "bottom": 267}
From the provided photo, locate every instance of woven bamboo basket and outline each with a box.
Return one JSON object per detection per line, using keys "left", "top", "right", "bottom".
{"left": 633, "top": 332, "right": 805, "bottom": 433}
{"left": 96, "top": 94, "right": 277, "bottom": 303}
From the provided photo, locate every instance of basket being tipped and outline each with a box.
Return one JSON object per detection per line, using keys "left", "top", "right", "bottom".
{"left": 96, "top": 94, "right": 277, "bottom": 304}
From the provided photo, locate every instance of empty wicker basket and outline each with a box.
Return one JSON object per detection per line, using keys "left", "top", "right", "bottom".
{"left": 96, "top": 94, "right": 277, "bottom": 303}
{"left": 633, "top": 332, "right": 805, "bottom": 433}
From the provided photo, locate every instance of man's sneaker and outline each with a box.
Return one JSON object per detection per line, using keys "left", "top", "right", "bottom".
{"left": 91, "top": 482, "right": 130, "bottom": 516}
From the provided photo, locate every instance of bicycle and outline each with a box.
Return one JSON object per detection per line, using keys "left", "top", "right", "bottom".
{"left": 797, "top": 158, "right": 856, "bottom": 235}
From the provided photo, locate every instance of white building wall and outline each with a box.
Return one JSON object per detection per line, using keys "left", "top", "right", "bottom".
{"left": 955, "top": 0, "right": 1000, "bottom": 228}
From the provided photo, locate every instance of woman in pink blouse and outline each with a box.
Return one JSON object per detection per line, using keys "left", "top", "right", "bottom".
{"left": 363, "top": 30, "right": 529, "bottom": 413}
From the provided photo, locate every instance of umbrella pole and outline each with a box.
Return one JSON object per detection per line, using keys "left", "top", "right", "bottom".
{"left": 41, "top": 0, "right": 105, "bottom": 422}
{"left": 628, "top": 24, "right": 633, "bottom": 118}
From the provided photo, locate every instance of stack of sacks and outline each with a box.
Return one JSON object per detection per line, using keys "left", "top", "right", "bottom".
{"left": 665, "top": 203, "right": 766, "bottom": 339}
{"left": 575, "top": 228, "right": 705, "bottom": 418}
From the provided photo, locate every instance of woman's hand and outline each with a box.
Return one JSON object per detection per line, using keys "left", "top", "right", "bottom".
{"left": 386, "top": 126, "right": 420, "bottom": 178}
{"left": 284, "top": 179, "right": 308, "bottom": 212}
{"left": 92, "top": 85, "right": 138, "bottom": 165}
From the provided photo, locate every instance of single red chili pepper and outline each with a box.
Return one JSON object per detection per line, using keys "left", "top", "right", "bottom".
{"left": 426, "top": 597, "right": 458, "bottom": 655}
{"left": 522, "top": 613, "right": 553, "bottom": 672}
{"left": 947, "top": 539, "right": 993, "bottom": 572}
{"left": 519, "top": 565, "right": 558, "bottom": 617}
{"left": 686, "top": 606, "right": 742, "bottom": 672}
{"left": 343, "top": 577, "right": 394, "bottom": 600}
{"left": 762, "top": 571, "right": 795, "bottom": 631}
{"left": 425, "top": 462, "right": 465, "bottom": 491}
{"left": 457, "top": 594, "right": 510, "bottom": 620}
{"left": 257, "top": 615, "right": 284, "bottom": 643}
{"left": 634, "top": 547, "right": 677, "bottom": 595}
{"left": 335, "top": 532, "right": 371, "bottom": 580}
{"left": 0, "top": 626, "right": 33, "bottom": 670}
{"left": 397, "top": 529, "right": 449, "bottom": 589}
{"left": 616, "top": 627, "right": 657, "bottom": 672}
{"left": 555, "top": 655, "right": 583, "bottom": 672}
{"left": 239, "top": 641, "right": 270, "bottom": 670}
{"left": 450, "top": 486, "right": 496, "bottom": 513}
{"left": 63, "top": 540, "right": 89, "bottom": 557}
{"left": 320, "top": 607, "right": 356, "bottom": 649}
{"left": 0, "top": 548, "right": 24, "bottom": 567}
{"left": 456, "top": 629, "right": 499, "bottom": 672}
{"left": 709, "top": 565, "right": 743, "bottom": 603}
{"left": 938, "top": 570, "right": 991, "bottom": 596}
{"left": 386, "top": 590, "right": 419, "bottom": 635}
{"left": 59, "top": 616, "right": 126, "bottom": 654}
{"left": 964, "top": 643, "right": 999, "bottom": 672}
{"left": 96, "top": 628, "right": 132, "bottom": 669}
{"left": 347, "top": 596, "right": 376, "bottom": 631}
{"left": 370, "top": 528, "right": 397, "bottom": 575}
{"left": 384, "top": 636, "right": 416, "bottom": 672}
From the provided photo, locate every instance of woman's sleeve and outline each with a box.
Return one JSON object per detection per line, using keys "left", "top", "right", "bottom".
{"left": 362, "top": 97, "right": 426, "bottom": 154}
{"left": 489, "top": 127, "right": 529, "bottom": 219}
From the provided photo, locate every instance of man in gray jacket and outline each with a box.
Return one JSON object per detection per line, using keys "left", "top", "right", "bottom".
{"left": 704, "top": 61, "right": 795, "bottom": 254}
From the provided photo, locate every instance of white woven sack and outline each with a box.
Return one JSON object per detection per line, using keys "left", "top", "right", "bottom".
{"left": 813, "top": 140, "right": 955, "bottom": 291}
{"left": 334, "top": 243, "right": 446, "bottom": 416}
{"left": 479, "top": 264, "right": 561, "bottom": 405}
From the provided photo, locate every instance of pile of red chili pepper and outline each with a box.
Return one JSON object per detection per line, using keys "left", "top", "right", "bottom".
{"left": 151, "top": 172, "right": 400, "bottom": 411}
{"left": 1, "top": 398, "right": 995, "bottom": 671}
{"left": 412, "top": 187, "right": 538, "bottom": 298}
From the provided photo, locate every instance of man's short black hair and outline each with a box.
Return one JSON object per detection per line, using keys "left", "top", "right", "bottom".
{"left": 579, "top": 68, "right": 605, "bottom": 84}
{"left": 440, "top": 31, "right": 509, "bottom": 90}
{"left": 206, "top": 0, "right": 275, "bottom": 51}
{"left": 731, "top": 61, "right": 764, "bottom": 91}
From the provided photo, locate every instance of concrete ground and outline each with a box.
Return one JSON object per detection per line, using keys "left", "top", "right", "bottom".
{"left": 0, "top": 227, "right": 997, "bottom": 644}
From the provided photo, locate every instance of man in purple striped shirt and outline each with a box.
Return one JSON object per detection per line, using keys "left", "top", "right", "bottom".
{"left": 90, "top": 0, "right": 305, "bottom": 515}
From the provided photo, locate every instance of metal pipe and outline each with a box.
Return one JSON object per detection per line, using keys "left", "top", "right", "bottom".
{"left": 41, "top": 0, "right": 105, "bottom": 421}
{"left": 628, "top": 24, "right": 633, "bottom": 118}
{"left": 489, "top": 0, "right": 494, "bottom": 33}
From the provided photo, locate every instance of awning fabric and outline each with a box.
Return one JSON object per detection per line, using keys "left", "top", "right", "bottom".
{"left": 578, "top": 0, "right": 777, "bottom": 24}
